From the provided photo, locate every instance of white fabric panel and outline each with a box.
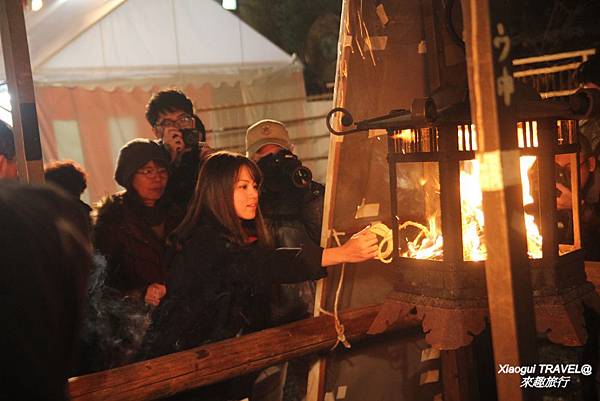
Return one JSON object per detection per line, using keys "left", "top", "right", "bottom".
{"left": 173, "top": 0, "right": 244, "bottom": 65}
{"left": 54, "top": 120, "right": 86, "bottom": 165}
{"left": 42, "top": 24, "right": 106, "bottom": 69}
{"left": 238, "top": 21, "right": 291, "bottom": 64}
{"left": 108, "top": 117, "right": 138, "bottom": 160}
{"left": 27, "top": 0, "right": 127, "bottom": 68}
{"left": 99, "top": 0, "right": 178, "bottom": 67}
{"left": 34, "top": 0, "right": 293, "bottom": 85}
{"left": 173, "top": 0, "right": 291, "bottom": 65}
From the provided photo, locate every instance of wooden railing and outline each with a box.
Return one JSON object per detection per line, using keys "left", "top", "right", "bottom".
{"left": 68, "top": 304, "right": 421, "bottom": 401}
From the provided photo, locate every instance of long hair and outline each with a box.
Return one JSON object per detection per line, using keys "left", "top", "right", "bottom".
{"left": 171, "top": 151, "right": 272, "bottom": 248}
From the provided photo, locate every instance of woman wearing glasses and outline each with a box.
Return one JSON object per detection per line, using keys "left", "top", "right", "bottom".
{"left": 93, "top": 139, "right": 184, "bottom": 306}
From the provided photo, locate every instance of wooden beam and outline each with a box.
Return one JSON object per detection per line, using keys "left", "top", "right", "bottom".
{"left": 307, "top": 0, "right": 353, "bottom": 400}
{"left": 0, "top": 0, "right": 43, "bottom": 183}
{"left": 69, "top": 304, "right": 420, "bottom": 401}
{"left": 463, "top": 1, "right": 538, "bottom": 401}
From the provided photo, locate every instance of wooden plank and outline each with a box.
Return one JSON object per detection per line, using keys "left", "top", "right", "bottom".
{"left": 438, "top": 124, "right": 464, "bottom": 263}
{"left": 307, "top": 0, "right": 353, "bottom": 400}
{"left": 69, "top": 304, "right": 420, "bottom": 401}
{"left": 537, "top": 119, "right": 559, "bottom": 262}
{"left": 513, "top": 62, "right": 581, "bottom": 78}
{"left": 441, "top": 346, "right": 479, "bottom": 401}
{"left": 0, "top": 0, "right": 43, "bottom": 183}
{"left": 512, "top": 48, "right": 596, "bottom": 66}
{"left": 463, "top": 0, "right": 538, "bottom": 400}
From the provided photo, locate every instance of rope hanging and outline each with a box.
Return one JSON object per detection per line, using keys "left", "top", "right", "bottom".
{"left": 318, "top": 222, "right": 394, "bottom": 350}
{"left": 319, "top": 228, "right": 351, "bottom": 349}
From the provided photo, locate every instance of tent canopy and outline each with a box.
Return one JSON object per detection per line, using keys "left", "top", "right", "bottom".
{"left": 2, "top": 0, "right": 296, "bottom": 88}
{"left": 2, "top": 0, "right": 328, "bottom": 203}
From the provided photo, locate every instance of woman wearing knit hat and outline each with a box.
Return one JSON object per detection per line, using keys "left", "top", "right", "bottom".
{"left": 93, "top": 139, "right": 184, "bottom": 306}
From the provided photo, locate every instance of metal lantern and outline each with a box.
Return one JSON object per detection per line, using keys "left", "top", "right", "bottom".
{"left": 327, "top": 94, "right": 600, "bottom": 350}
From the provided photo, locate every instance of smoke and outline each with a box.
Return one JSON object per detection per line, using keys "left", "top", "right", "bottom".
{"left": 75, "top": 253, "right": 153, "bottom": 374}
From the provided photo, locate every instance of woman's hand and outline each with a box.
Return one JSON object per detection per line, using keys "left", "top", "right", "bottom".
{"left": 144, "top": 283, "right": 167, "bottom": 306}
{"left": 322, "top": 227, "right": 378, "bottom": 266}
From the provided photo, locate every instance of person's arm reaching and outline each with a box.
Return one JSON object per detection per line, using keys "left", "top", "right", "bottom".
{"left": 321, "top": 226, "right": 378, "bottom": 266}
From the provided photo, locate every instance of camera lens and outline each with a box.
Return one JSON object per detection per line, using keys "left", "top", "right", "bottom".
{"left": 291, "top": 166, "right": 312, "bottom": 189}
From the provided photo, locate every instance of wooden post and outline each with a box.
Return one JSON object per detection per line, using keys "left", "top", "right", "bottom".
{"left": 307, "top": 0, "right": 352, "bottom": 400}
{"left": 463, "top": 0, "right": 538, "bottom": 400}
{"left": 0, "top": 0, "right": 43, "bottom": 183}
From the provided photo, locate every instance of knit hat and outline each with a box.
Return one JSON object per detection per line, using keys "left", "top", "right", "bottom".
{"left": 114, "top": 139, "right": 168, "bottom": 187}
{"left": 245, "top": 119, "right": 291, "bottom": 158}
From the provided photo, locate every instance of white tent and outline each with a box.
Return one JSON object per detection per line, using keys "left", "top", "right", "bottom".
{"left": 15, "top": 0, "right": 295, "bottom": 87}
{"left": 1, "top": 0, "right": 330, "bottom": 202}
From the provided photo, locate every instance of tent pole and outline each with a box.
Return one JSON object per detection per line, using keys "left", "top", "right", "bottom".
{"left": 0, "top": 0, "right": 43, "bottom": 183}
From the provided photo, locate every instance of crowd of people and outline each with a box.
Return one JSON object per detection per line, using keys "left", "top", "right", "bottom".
{"left": 0, "top": 89, "right": 378, "bottom": 401}
{"left": 1, "top": 55, "right": 600, "bottom": 400}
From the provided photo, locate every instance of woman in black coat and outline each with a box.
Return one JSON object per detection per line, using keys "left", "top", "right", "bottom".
{"left": 140, "top": 151, "right": 377, "bottom": 400}
{"left": 93, "top": 139, "right": 183, "bottom": 305}
{"left": 81, "top": 139, "right": 183, "bottom": 373}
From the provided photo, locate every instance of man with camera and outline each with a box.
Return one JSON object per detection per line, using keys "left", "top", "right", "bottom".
{"left": 246, "top": 119, "right": 325, "bottom": 401}
{"left": 145, "top": 89, "right": 211, "bottom": 208}
{"left": 246, "top": 119, "right": 324, "bottom": 251}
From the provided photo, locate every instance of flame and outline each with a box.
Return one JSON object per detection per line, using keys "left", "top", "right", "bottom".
{"left": 520, "top": 156, "right": 543, "bottom": 258}
{"left": 460, "top": 161, "right": 486, "bottom": 261}
{"left": 399, "top": 129, "right": 543, "bottom": 260}
{"left": 392, "top": 129, "right": 414, "bottom": 141}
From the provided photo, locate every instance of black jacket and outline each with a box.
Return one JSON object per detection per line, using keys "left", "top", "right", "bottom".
{"left": 141, "top": 222, "right": 325, "bottom": 356}
{"left": 261, "top": 180, "right": 325, "bottom": 247}
{"left": 139, "top": 222, "right": 326, "bottom": 400}
{"left": 260, "top": 181, "right": 325, "bottom": 324}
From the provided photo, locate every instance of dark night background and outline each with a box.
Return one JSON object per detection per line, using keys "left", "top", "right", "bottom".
{"left": 216, "top": 0, "right": 600, "bottom": 95}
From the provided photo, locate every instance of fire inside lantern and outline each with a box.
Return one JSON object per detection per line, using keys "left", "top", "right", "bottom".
{"left": 327, "top": 93, "right": 600, "bottom": 350}
{"left": 397, "top": 123, "right": 548, "bottom": 262}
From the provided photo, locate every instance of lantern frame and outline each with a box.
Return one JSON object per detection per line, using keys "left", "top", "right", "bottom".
{"left": 327, "top": 98, "right": 600, "bottom": 349}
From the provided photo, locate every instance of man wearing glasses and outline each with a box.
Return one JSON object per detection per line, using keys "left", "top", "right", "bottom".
{"left": 145, "top": 89, "right": 211, "bottom": 208}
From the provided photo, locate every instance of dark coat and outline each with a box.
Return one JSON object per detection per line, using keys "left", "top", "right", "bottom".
{"left": 260, "top": 181, "right": 325, "bottom": 324}
{"left": 157, "top": 140, "right": 212, "bottom": 209}
{"left": 139, "top": 222, "right": 325, "bottom": 400}
{"left": 261, "top": 180, "right": 325, "bottom": 247}
{"left": 0, "top": 182, "right": 90, "bottom": 401}
{"left": 92, "top": 192, "right": 183, "bottom": 297}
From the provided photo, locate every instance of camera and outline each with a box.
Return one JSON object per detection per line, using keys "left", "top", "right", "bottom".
{"left": 180, "top": 115, "right": 206, "bottom": 148}
{"left": 258, "top": 149, "right": 313, "bottom": 192}
{"left": 180, "top": 128, "right": 199, "bottom": 148}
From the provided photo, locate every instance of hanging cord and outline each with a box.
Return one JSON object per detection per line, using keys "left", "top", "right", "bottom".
{"left": 319, "top": 228, "right": 351, "bottom": 349}
{"left": 318, "top": 223, "right": 394, "bottom": 350}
